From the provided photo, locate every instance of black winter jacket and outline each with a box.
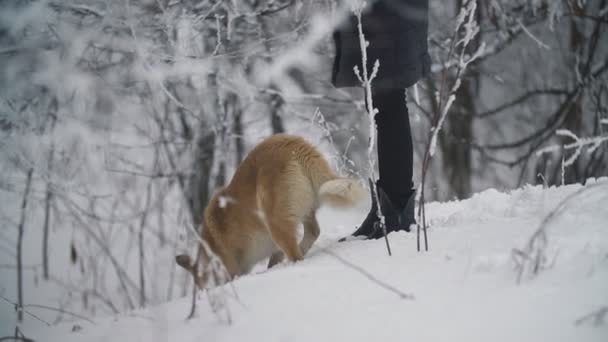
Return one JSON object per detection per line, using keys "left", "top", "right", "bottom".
{"left": 332, "top": 0, "right": 431, "bottom": 89}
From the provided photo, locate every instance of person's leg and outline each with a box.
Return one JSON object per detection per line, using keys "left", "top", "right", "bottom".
{"left": 339, "top": 87, "right": 416, "bottom": 241}
{"left": 373, "top": 87, "right": 414, "bottom": 208}
{"left": 365, "top": 87, "right": 416, "bottom": 239}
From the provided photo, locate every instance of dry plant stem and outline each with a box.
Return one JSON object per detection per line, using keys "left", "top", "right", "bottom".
{"left": 312, "top": 108, "right": 359, "bottom": 177}
{"left": 353, "top": 2, "right": 391, "bottom": 255}
{"left": 575, "top": 306, "right": 608, "bottom": 326}
{"left": 322, "top": 249, "right": 414, "bottom": 300}
{"left": 0, "top": 337, "right": 34, "bottom": 342}
{"left": 417, "top": 0, "right": 482, "bottom": 252}
{"left": 0, "top": 294, "right": 50, "bottom": 327}
{"left": 184, "top": 222, "right": 236, "bottom": 321}
{"left": 513, "top": 182, "right": 607, "bottom": 283}
{"left": 11, "top": 327, "right": 33, "bottom": 342}
{"left": 23, "top": 304, "right": 95, "bottom": 324}
{"left": 16, "top": 168, "right": 33, "bottom": 322}
{"left": 417, "top": 6, "right": 459, "bottom": 252}
{"left": 187, "top": 244, "right": 202, "bottom": 320}
{"left": 48, "top": 276, "right": 120, "bottom": 314}
{"left": 166, "top": 253, "right": 177, "bottom": 302}
{"left": 59, "top": 197, "right": 136, "bottom": 310}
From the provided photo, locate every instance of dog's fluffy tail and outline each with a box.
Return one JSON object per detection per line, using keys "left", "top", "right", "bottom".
{"left": 319, "top": 178, "right": 366, "bottom": 208}
{"left": 290, "top": 137, "right": 365, "bottom": 207}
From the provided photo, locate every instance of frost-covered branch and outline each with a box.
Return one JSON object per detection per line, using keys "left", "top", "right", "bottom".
{"left": 311, "top": 108, "right": 359, "bottom": 177}
{"left": 536, "top": 128, "right": 608, "bottom": 167}
{"left": 351, "top": 0, "right": 391, "bottom": 256}
{"left": 428, "top": 0, "right": 485, "bottom": 157}
{"left": 417, "top": 0, "right": 483, "bottom": 252}
{"left": 183, "top": 222, "right": 235, "bottom": 323}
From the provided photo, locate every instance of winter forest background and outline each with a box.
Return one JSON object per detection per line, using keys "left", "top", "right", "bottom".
{"left": 0, "top": 0, "right": 607, "bottom": 338}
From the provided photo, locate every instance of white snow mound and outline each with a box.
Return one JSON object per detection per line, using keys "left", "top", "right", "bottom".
{"left": 35, "top": 180, "right": 608, "bottom": 342}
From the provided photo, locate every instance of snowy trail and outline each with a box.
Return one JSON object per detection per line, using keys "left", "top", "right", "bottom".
{"left": 33, "top": 180, "right": 608, "bottom": 342}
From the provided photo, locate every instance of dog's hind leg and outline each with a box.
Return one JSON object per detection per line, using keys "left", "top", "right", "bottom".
{"left": 300, "top": 212, "right": 320, "bottom": 256}
{"left": 267, "top": 216, "right": 304, "bottom": 262}
{"left": 267, "top": 251, "right": 284, "bottom": 268}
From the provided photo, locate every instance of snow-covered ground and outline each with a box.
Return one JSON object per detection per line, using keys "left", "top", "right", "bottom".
{"left": 27, "top": 179, "right": 608, "bottom": 341}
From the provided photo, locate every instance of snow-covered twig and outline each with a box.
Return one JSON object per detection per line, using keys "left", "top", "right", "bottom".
{"left": 183, "top": 222, "right": 236, "bottom": 323}
{"left": 517, "top": 19, "right": 550, "bottom": 50}
{"left": 126, "top": 0, "right": 198, "bottom": 118}
{"left": 48, "top": 1, "right": 106, "bottom": 18}
{"left": 428, "top": 1, "right": 485, "bottom": 158}
{"left": 212, "top": 14, "right": 223, "bottom": 56}
{"left": 413, "top": 83, "right": 421, "bottom": 108}
{"left": 352, "top": 0, "right": 391, "bottom": 256}
{"left": 536, "top": 129, "right": 608, "bottom": 167}
{"left": 311, "top": 108, "right": 359, "bottom": 177}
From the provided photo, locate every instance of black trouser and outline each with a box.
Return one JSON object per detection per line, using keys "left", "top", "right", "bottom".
{"left": 371, "top": 87, "right": 414, "bottom": 209}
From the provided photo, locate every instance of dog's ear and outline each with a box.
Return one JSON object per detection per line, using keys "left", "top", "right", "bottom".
{"left": 175, "top": 254, "right": 193, "bottom": 271}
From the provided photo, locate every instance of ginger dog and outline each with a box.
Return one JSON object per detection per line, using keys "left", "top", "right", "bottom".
{"left": 175, "top": 134, "right": 365, "bottom": 288}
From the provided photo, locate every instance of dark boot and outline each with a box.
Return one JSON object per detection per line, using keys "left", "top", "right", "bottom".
{"left": 339, "top": 180, "right": 416, "bottom": 242}
{"left": 338, "top": 179, "right": 378, "bottom": 242}
{"left": 367, "top": 185, "right": 416, "bottom": 239}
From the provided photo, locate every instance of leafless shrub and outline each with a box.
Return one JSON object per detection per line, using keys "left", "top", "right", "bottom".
{"left": 417, "top": 0, "right": 484, "bottom": 251}
{"left": 512, "top": 181, "right": 608, "bottom": 283}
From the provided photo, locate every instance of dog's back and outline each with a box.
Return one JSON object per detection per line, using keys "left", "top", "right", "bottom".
{"left": 177, "top": 134, "right": 364, "bottom": 284}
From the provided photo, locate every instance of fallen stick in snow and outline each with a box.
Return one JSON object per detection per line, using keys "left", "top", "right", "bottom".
{"left": 321, "top": 249, "right": 414, "bottom": 300}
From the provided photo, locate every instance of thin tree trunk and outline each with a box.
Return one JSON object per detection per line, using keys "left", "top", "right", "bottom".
{"left": 260, "top": 17, "right": 285, "bottom": 134}
{"left": 439, "top": 84, "right": 474, "bottom": 199}
{"left": 562, "top": 16, "right": 585, "bottom": 185}
{"left": 230, "top": 93, "right": 245, "bottom": 164}
{"left": 233, "top": 111, "right": 244, "bottom": 163}
{"left": 437, "top": 0, "right": 481, "bottom": 200}
{"left": 215, "top": 96, "right": 229, "bottom": 188}
{"left": 17, "top": 168, "right": 34, "bottom": 322}
{"left": 43, "top": 98, "right": 57, "bottom": 280}
{"left": 269, "top": 88, "right": 286, "bottom": 134}
{"left": 138, "top": 181, "right": 153, "bottom": 307}
{"left": 187, "top": 80, "right": 217, "bottom": 227}
{"left": 42, "top": 187, "right": 52, "bottom": 280}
